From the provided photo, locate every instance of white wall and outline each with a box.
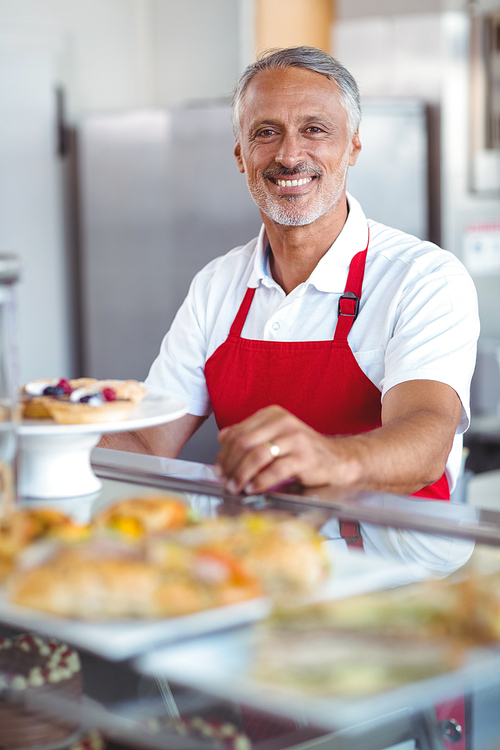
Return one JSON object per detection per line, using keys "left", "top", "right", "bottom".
{"left": 150, "top": 0, "right": 240, "bottom": 107}
{"left": 338, "top": 0, "right": 500, "bottom": 17}
{"left": 334, "top": 13, "right": 443, "bottom": 103}
{"left": 0, "top": 0, "right": 243, "bottom": 382}
{"left": 0, "top": 0, "right": 242, "bottom": 120}
{"left": 0, "top": 33, "right": 71, "bottom": 382}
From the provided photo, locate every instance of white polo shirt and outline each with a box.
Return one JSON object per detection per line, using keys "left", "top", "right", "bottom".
{"left": 146, "top": 194, "right": 479, "bottom": 490}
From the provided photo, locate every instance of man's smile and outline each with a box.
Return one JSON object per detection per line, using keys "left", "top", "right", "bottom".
{"left": 263, "top": 166, "right": 320, "bottom": 195}
{"left": 274, "top": 176, "right": 315, "bottom": 187}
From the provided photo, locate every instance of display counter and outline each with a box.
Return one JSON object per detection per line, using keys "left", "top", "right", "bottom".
{"left": 2, "top": 448, "right": 500, "bottom": 750}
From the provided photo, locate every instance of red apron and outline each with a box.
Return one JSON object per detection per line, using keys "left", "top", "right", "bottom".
{"left": 205, "top": 241, "right": 450, "bottom": 511}
{"left": 206, "top": 243, "right": 464, "bottom": 750}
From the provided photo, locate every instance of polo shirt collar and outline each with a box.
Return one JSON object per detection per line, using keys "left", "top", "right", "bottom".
{"left": 248, "top": 193, "right": 369, "bottom": 292}
{"left": 309, "top": 194, "right": 369, "bottom": 293}
{"left": 248, "top": 225, "right": 274, "bottom": 289}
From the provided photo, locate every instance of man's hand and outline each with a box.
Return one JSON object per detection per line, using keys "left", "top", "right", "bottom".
{"left": 214, "top": 380, "right": 462, "bottom": 496}
{"left": 214, "top": 406, "right": 355, "bottom": 493}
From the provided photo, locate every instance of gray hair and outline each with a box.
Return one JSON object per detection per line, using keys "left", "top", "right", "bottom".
{"left": 231, "top": 46, "right": 361, "bottom": 139}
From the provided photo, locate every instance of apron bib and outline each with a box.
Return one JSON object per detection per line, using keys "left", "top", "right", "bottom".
{"left": 205, "top": 240, "right": 450, "bottom": 533}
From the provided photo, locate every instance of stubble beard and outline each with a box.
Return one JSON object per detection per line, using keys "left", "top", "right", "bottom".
{"left": 247, "top": 153, "right": 351, "bottom": 227}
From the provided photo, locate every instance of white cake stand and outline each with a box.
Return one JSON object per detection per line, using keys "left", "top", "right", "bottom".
{"left": 17, "top": 389, "right": 187, "bottom": 499}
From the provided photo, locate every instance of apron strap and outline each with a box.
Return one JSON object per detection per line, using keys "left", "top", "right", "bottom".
{"left": 232, "top": 232, "right": 369, "bottom": 343}
{"left": 229, "top": 287, "right": 256, "bottom": 337}
{"left": 334, "top": 238, "right": 369, "bottom": 343}
{"left": 339, "top": 520, "right": 364, "bottom": 549}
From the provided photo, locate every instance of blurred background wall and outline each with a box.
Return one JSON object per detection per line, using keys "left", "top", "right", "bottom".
{"left": 0, "top": 0, "right": 245, "bottom": 383}
{"left": 0, "top": 0, "right": 499, "bottom": 460}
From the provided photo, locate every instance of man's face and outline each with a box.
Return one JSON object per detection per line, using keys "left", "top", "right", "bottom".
{"left": 234, "top": 67, "right": 361, "bottom": 227}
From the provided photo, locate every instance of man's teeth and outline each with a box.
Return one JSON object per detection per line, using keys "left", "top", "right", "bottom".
{"left": 276, "top": 177, "right": 313, "bottom": 187}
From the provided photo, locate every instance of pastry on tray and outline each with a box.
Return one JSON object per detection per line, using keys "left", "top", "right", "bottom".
{"left": 2, "top": 495, "right": 331, "bottom": 619}
{"left": 21, "top": 378, "right": 146, "bottom": 424}
{"left": 4, "top": 499, "right": 332, "bottom": 619}
{"left": 92, "top": 494, "right": 189, "bottom": 537}
{"left": 21, "top": 378, "right": 97, "bottom": 419}
{"left": 0, "top": 507, "right": 86, "bottom": 583}
{"left": 251, "top": 625, "right": 464, "bottom": 697}
{"left": 154, "top": 511, "right": 331, "bottom": 598}
{"left": 249, "top": 576, "right": 500, "bottom": 698}
{"left": 7, "top": 536, "right": 263, "bottom": 619}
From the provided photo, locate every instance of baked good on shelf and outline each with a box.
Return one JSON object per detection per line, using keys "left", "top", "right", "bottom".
{"left": 7, "top": 536, "right": 262, "bottom": 619}
{"left": 0, "top": 508, "right": 85, "bottom": 583}
{"left": 92, "top": 494, "right": 189, "bottom": 537}
{"left": 251, "top": 625, "right": 463, "bottom": 698}
{"left": 263, "top": 575, "right": 495, "bottom": 642}
{"left": 250, "top": 574, "right": 500, "bottom": 698}
{"left": 21, "top": 378, "right": 97, "bottom": 419}
{"left": 152, "top": 511, "right": 331, "bottom": 599}
{"left": 0, "top": 633, "right": 82, "bottom": 749}
{"left": 458, "top": 569, "right": 500, "bottom": 641}
{"left": 4, "top": 506, "right": 330, "bottom": 619}
{"left": 21, "top": 378, "right": 146, "bottom": 424}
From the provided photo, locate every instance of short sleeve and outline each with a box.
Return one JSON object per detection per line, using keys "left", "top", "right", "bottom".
{"left": 380, "top": 259, "right": 480, "bottom": 433}
{"left": 145, "top": 274, "right": 212, "bottom": 417}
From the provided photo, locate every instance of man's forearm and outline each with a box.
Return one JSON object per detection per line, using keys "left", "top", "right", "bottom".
{"left": 97, "top": 430, "right": 152, "bottom": 454}
{"left": 215, "top": 380, "right": 462, "bottom": 496}
{"left": 324, "top": 409, "right": 455, "bottom": 495}
{"left": 97, "top": 413, "right": 208, "bottom": 458}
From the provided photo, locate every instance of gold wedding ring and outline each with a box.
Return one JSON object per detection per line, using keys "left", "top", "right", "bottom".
{"left": 267, "top": 441, "right": 280, "bottom": 458}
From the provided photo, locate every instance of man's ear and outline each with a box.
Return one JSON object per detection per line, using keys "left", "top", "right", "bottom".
{"left": 348, "top": 130, "right": 362, "bottom": 167}
{"left": 234, "top": 141, "right": 245, "bottom": 174}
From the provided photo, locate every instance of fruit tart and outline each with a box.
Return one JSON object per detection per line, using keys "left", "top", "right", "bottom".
{"left": 21, "top": 378, "right": 146, "bottom": 424}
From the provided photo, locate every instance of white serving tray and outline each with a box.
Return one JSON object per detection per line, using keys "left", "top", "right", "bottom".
{"left": 0, "top": 592, "right": 272, "bottom": 660}
{"left": 0, "top": 549, "right": 425, "bottom": 661}
{"left": 135, "top": 621, "right": 500, "bottom": 733}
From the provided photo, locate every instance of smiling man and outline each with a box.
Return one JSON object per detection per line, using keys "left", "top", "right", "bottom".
{"left": 101, "top": 46, "right": 479, "bottom": 505}
{"left": 233, "top": 64, "right": 359, "bottom": 239}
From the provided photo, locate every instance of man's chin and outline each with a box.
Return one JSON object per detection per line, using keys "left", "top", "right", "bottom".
{"left": 271, "top": 215, "right": 316, "bottom": 227}
{"left": 262, "top": 192, "right": 346, "bottom": 228}
{"left": 264, "top": 207, "right": 323, "bottom": 227}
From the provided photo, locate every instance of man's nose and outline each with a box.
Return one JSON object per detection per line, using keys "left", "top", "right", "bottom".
{"left": 275, "top": 133, "right": 304, "bottom": 168}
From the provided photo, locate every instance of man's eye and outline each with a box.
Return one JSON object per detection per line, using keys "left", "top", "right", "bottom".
{"left": 256, "top": 129, "right": 276, "bottom": 138}
{"left": 306, "top": 126, "right": 324, "bottom": 133}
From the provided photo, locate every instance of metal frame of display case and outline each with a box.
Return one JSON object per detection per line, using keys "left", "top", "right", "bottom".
{"left": 91, "top": 448, "right": 500, "bottom": 545}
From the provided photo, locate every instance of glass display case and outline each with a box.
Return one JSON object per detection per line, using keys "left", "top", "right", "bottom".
{"left": 3, "top": 447, "right": 500, "bottom": 750}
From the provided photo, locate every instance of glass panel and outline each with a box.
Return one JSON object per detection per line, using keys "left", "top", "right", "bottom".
{"left": 3, "top": 450, "right": 500, "bottom": 749}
